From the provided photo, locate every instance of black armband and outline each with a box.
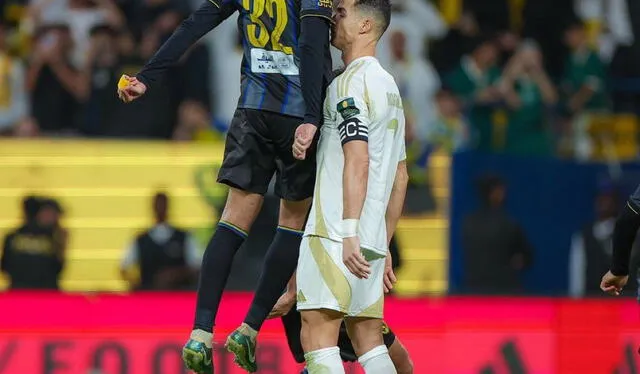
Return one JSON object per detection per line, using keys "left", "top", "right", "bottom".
{"left": 611, "top": 201, "right": 640, "bottom": 276}
{"left": 338, "top": 117, "right": 368, "bottom": 145}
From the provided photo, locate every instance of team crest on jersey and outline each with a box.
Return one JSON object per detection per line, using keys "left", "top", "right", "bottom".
{"left": 337, "top": 97, "right": 360, "bottom": 120}
{"left": 318, "top": 0, "right": 332, "bottom": 8}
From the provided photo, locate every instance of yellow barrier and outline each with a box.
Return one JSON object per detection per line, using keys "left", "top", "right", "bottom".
{"left": 0, "top": 139, "right": 449, "bottom": 295}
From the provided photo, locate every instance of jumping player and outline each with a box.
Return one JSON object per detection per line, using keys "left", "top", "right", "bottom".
{"left": 116, "top": 0, "right": 333, "bottom": 372}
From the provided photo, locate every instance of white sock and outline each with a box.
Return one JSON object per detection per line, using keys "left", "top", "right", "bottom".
{"left": 190, "top": 329, "right": 213, "bottom": 349}
{"left": 304, "top": 347, "right": 345, "bottom": 374}
{"left": 358, "top": 345, "right": 397, "bottom": 374}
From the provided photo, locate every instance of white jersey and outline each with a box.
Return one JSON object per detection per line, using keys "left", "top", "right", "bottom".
{"left": 304, "top": 56, "right": 406, "bottom": 255}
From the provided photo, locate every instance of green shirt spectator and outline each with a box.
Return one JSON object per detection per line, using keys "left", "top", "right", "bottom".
{"left": 562, "top": 19, "right": 609, "bottom": 113}
{"left": 446, "top": 37, "right": 502, "bottom": 152}
{"left": 501, "top": 41, "right": 559, "bottom": 157}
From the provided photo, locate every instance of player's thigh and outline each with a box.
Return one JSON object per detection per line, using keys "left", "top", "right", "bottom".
{"left": 297, "top": 236, "right": 351, "bottom": 315}
{"left": 344, "top": 317, "right": 385, "bottom": 357}
{"left": 217, "top": 109, "right": 277, "bottom": 196}
{"left": 266, "top": 112, "right": 317, "bottom": 201}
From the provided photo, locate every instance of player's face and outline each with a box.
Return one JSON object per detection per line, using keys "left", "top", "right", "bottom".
{"left": 331, "top": 0, "right": 361, "bottom": 50}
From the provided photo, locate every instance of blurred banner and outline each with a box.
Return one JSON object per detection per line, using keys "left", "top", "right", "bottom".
{"left": 0, "top": 293, "right": 638, "bottom": 373}
{"left": 450, "top": 150, "right": 640, "bottom": 295}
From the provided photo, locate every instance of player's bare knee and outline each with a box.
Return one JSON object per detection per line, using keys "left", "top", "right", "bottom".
{"left": 301, "top": 309, "right": 342, "bottom": 352}
{"left": 220, "top": 188, "right": 264, "bottom": 231}
{"left": 279, "top": 198, "right": 312, "bottom": 230}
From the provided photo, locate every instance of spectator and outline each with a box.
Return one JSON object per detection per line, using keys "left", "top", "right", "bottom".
{"left": 427, "top": 89, "right": 470, "bottom": 153}
{"left": 1, "top": 196, "right": 67, "bottom": 290}
{"left": 104, "top": 10, "right": 185, "bottom": 138}
{"left": 27, "top": 24, "right": 82, "bottom": 134}
{"left": 431, "top": 10, "right": 479, "bottom": 75}
{"left": 0, "top": 21, "right": 30, "bottom": 135}
{"left": 377, "top": 0, "right": 447, "bottom": 68}
{"left": 386, "top": 29, "right": 440, "bottom": 160}
{"left": 78, "top": 24, "right": 125, "bottom": 135}
{"left": 446, "top": 35, "right": 502, "bottom": 152}
{"left": 461, "top": 174, "right": 533, "bottom": 294}
{"left": 562, "top": 18, "right": 609, "bottom": 115}
{"left": 569, "top": 186, "right": 619, "bottom": 297}
{"left": 120, "top": 192, "right": 201, "bottom": 291}
{"left": 499, "top": 40, "right": 558, "bottom": 156}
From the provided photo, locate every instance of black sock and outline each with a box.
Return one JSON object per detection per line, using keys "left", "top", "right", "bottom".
{"left": 193, "top": 221, "right": 248, "bottom": 332}
{"left": 244, "top": 226, "right": 303, "bottom": 331}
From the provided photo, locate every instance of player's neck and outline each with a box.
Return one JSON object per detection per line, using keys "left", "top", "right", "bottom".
{"left": 342, "top": 40, "right": 377, "bottom": 66}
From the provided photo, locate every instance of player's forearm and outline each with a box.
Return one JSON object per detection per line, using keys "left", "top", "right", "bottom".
{"left": 385, "top": 162, "right": 408, "bottom": 245}
{"left": 611, "top": 201, "right": 640, "bottom": 275}
{"left": 343, "top": 154, "right": 369, "bottom": 221}
{"left": 137, "top": 1, "right": 233, "bottom": 89}
{"left": 299, "top": 16, "right": 330, "bottom": 126}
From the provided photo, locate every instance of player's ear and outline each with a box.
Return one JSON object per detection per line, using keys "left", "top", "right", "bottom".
{"left": 360, "top": 17, "right": 372, "bottom": 35}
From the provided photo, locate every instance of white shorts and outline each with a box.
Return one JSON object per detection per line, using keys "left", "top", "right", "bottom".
{"left": 296, "top": 235, "right": 386, "bottom": 318}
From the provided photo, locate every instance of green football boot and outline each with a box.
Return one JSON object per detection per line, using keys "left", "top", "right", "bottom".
{"left": 225, "top": 326, "right": 258, "bottom": 373}
{"left": 182, "top": 338, "right": 213, "bottom": 374}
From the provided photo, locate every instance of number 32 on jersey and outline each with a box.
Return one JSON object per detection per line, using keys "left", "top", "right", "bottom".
{"left": 242, "top": 0, "right": 299, "bottom": 75}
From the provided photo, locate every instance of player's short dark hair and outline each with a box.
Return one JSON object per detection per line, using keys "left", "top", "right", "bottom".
{"left": 355, "top": 0, "right": 391, "bottom": 39}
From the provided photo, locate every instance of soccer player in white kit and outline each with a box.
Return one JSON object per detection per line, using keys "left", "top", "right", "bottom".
{"left": 291, "top": 0, "right": 409, "bottom": 371}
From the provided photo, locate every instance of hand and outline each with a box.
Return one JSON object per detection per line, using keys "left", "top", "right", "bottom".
{"left": 117, "top": 75, "right": 147, "bottom": 103}
{"left": 292, "top": 123, "right": 317, "bottom": 160}
{"left": 600, "top": 271, "right": 628, "bottom": 296}
{"left": 267, "top": 292, "right": 296, "bottom": 319}
{"left": 342, "top": 236, "right": 370, "bottom": 279}
{"left": 383, "top": 251, "right": 396, "bottom": 293}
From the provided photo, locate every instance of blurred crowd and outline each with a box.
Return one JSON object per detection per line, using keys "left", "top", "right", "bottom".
{"left": 1, "top": 0, "right": 640, "bottom": 296}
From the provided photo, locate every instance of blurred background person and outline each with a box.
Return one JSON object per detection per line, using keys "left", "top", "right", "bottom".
{"left": 499, "top": 40, "right": 558, "bottom": 156}
{"left": 461, "top": 174, "right": 533, "bottom": 295}
{"left": 446, "top": 35, "right": 502, "bottom": 152}
{"left": 26, "top": 24, "right": 82, "bottom": 135}
{"left": 1, "top": 196, "right": 67, "bottom": 290}
{"left": 120, "top": 192, "right": 201, "bottom": 291}
{"left": 569, "top": 185, "right": 619, "bottom": 298}
{"left": 0, "top": 21, "right": 30, "bottom": 136}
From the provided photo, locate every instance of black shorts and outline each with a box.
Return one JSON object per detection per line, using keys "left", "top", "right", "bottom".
{"left": 217, "top": 109, "right": 316, "bottom": 201}
{"left": 281, "top": 309, "right": 396, "bottom": 363}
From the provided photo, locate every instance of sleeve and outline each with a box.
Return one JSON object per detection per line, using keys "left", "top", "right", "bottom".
{"left": 299, "top": 16, "right": 331, "bottom": 126}
{"left": 184, "top": 234, "right": 203, "bottom": 269}
{"left": 120, "top": 241, "right": 139, "bottom": 270}
{"left": 300, "top": 0, "right": 332, "bottom": 20}
{"left": 137, "top": 0, "right": 237, "bottom": 89}
{"left": 336, "top": 69, "right": 370, "bottom": 146}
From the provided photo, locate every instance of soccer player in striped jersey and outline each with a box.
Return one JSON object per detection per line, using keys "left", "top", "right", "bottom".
{"left": 116, "top": 0, "right": 334, "bottom": 372}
